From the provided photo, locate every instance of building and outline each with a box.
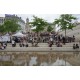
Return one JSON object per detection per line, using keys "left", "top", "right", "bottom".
{"left": 0, "top": 17, "right": 5, "bottom": 25}
{"left": 5, "top": 14, "right": 26, "bottom": 32}
{"left": 25, "top": 18, "right": 31, "bottom": 33}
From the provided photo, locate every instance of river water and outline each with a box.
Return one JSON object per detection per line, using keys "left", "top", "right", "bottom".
{"left": 0, "top": 52, "right": 80, "bottom": 66}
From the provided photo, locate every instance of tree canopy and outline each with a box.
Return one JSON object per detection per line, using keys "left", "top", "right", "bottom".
{"left": 0, "top": 24, "right": 5, "bottom": 33}
{"left": 54, "top": 14, "right": 77, "bottom": 37}
{"left": 30, "top": 16, "right": 48, "bottom": 33}
{"left": 0, "top": 20, "right": 21, "bottom": 33}
{"left": 4, "top": 20, "right": 21, "bottom": 32}
{"left": 47, "top": 25, "right": 54, "bottom": 32}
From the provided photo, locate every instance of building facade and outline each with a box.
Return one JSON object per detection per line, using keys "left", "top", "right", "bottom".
{"left": 25, "top": 18, "right": 31, "bottom": 33}
{"left": 0, "top": 17, "right": 5, "bottom": 25}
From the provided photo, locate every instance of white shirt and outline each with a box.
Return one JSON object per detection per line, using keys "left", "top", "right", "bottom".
{"left": 50, "top": 38, "right": 53, "bottom": 41}
{"left": 12, "top": 40, "right": 15, "bottom": 44}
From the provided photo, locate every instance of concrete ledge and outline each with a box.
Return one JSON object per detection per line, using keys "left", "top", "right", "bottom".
{"left": 7, "top": 43, "right": 79, "bottom": 47}
{"left": 0, "top": 47, "right": 80, "bottom": 52}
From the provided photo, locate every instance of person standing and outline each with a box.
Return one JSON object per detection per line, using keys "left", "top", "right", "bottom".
{"left": 12, "top": 39, "right": 15, "bottom": 47}
{"left": 62, "top": 36, "right": 66, "bottom": 45}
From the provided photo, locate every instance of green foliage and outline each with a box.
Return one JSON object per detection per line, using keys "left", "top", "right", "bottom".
{"left": 30, "top": 16, "right": 48, "bottom": 32}
{"left": 0, "top": 20, "right": 21, "bottom": 33}
{"left": 0, "top": 25, "right": 5, "bottom": 33}
{"left": 54, "top": 14, "right": 77, "bottom": 36}
{"left": 47, "top": 25, "right": 53, "bottom": 32}
{"left": 4, "top": 20, "right": 21, "bottom": 33}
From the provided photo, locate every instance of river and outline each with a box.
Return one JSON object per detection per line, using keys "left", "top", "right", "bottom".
{"left": 0, "top": 51, "right": 80, "bottom": 66}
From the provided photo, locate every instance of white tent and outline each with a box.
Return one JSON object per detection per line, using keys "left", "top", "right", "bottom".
{"left": 12, "top": 32, "right": 26, "bottom": 37}
{"left": 0, "top": 36, "right": 10, "bottom": 42}
{"left": 5, "top": 33, "right": 9, "bottom": 36}
{"left": 31, "top": 26, "right": 36, "bottom": 30}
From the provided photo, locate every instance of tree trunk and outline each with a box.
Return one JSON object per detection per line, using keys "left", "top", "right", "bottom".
{"left": 65, "top": 29, "right": 66, "bottom": 37}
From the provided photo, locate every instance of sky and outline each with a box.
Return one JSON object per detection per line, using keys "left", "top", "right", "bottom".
{"left": 17, "top": 14, "right": 60, "bottom": 23}
{"left": 0, "top": 14, "right": 60, "bottom": 23}
{"left": 0, "top": 14, "right": 80, "bottom": 23}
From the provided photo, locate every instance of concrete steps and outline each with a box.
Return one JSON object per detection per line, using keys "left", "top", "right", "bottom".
{"left": 0, "top": 47, "right": 80, "bottom": 52}
{"left": 6, "top": 43, "right": 80, "bottom": 47}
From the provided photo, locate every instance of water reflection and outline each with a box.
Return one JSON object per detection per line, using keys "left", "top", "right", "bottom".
{"left": 0, "top": 51, "right": 80, "bottom": 66}
{"left": 29, "top": 57, "right": 37, "bottom": 66}
{"left": 51, "top": 58, "right": 71, "bottom": 66}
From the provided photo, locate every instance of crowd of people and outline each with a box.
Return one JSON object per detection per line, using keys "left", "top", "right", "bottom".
{"left": 11, "top": 31, "right": 77, "bottom": 47}
{"left": 0, "top": 31, "right": 79, "bottom": 50}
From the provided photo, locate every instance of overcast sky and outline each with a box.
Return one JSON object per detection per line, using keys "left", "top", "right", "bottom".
{"left": 0, "top": 14, "right": 80, "bottom": 23}
{"left": 0, "top": 14, "right": 60, "bottom": 23}
{"left": 16, "top": 14, "right": 60, "bottom": 23}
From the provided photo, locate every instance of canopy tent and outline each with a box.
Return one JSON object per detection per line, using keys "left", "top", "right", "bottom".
{"left": 31, "top": 26, "right": 36, "bottom": 30}
{"left": 12, "top": 32, "right": 26, "bottom": 37}
{"left": 0, "top": 36, "right": 10, "bottom": 42}
{"left": 5, "top": 33, "right": 9, "bottom": 36}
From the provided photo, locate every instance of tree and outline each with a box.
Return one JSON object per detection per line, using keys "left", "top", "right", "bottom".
{"left": 0, "top": 25, "right": 5, "bottom": 33}
{"left": 47, "top": 25, "right": 53, "bottom": 32}
{"left": 54, "top": 14, "right": 77, "bottom": 37}
{"left": 4, "top": 20, "right": 21, "bottom": 33}
{"left": 30, "top": 16, "right": 48, "bottom": 33}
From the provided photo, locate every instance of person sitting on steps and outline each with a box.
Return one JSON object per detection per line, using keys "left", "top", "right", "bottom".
{"left": 73, "top": 44, "right": 79, "bottom": 49}
{"left": 73, "top": 44, "right": 76, "bottom": 49}
{"left": 76, "top": 44, "right": 79, "bottom": 49}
